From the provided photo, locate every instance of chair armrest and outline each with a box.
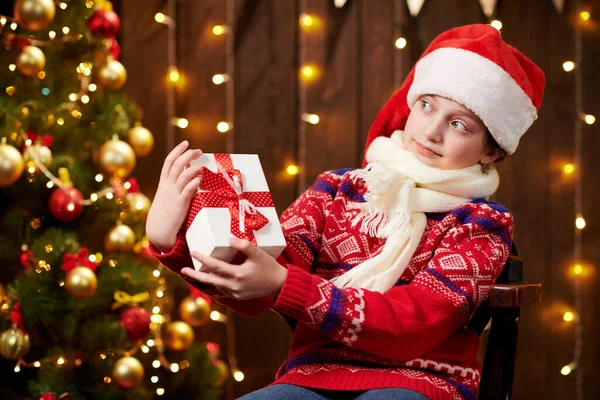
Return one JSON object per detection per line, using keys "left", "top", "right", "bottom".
{"left": 489, "top": 283, "right": 541, "bottom": 308}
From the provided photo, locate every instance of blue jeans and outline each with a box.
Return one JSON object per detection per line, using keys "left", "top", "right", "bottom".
{"left": 237, "top": 384, "right": 430, "bottom": 400}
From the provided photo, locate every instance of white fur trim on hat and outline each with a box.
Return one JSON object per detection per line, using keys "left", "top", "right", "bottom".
{"left": 406, "top": 47, "right": 538, "bottom": 154}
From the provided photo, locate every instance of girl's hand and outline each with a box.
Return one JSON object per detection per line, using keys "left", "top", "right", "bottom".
{"left": 181, "top": 238, "right": 288, "bottom": 300}
{"left": 146, "top": 141, "right": 204, "bottom": 253}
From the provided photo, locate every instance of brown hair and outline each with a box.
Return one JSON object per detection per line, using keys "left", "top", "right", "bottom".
{"left": 484, "top": 130, "right": 507, "bottom": 163}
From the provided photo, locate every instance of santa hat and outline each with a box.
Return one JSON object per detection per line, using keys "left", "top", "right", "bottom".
{"left": 363, "top": 24, "right": 545, "bottom": 162}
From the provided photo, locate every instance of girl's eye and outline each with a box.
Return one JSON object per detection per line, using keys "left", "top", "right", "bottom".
{"left": 451, "top": 121, "right": 467, "bottom": 131}
{"left": 421, "top": 100, "right": 432, "bottom": 112}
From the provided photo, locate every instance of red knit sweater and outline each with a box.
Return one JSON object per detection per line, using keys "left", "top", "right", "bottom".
{"left": 150, "top": 168, "right": 513, "bottom": 400}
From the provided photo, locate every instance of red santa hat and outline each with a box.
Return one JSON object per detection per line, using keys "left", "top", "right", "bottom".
{"left": 363, "top": 24, "right": 545, "bottom": 162}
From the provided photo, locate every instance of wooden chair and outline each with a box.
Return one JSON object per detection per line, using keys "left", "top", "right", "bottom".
{"left": 280, "top": 244, "right": 542, "bottom": 400}
{"left": 470, "top": 244, "right": 542, "bottom": 400}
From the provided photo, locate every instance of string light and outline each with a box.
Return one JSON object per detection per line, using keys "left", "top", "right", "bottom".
{"left": 301, "top": 113, "right": 320, "bottom": 124}
{"left": 10, "top": 22, "right": 17, "bottom": 30}
{"left": 103, "top": 376, "right": 111, "bottom": 384}
{"left": 395, "top": 37, "right": 407, "bottom": 49}
{"left": 212, "top": 25, "right": 229, "bottom": 35}
{"left": 167, "top": 66, "right": 180, "bottom": 83}
{"left": 14, "top": 365, "right": 20, "bottom": 373}
{"left": 62, "top": 26, "right": 70, "bottom": 34}
{"left": 561, "top": 363, "right": 575, "bottom": 376}
{"left": 580, "top": 11, "right": 590, "bottom": 21}
{"left": 170, "top": 118, "right": 188, "bottom": 129}
{"left": 152, "top": 360, "right": 161, "bottom": 368}
{"left": 300, "top": 64, "right": 319, "bottom": 83}
{"left": 286, "top": 164, "right": 299, "bottom": 176}
{"left": 8, "top": 64, "right": 16, "bottom": 71}
{"left": 170, "top": 363, "right": 179, "bottom": 373}
{"left": 147, "top": 339, "right": 155, "bottom": 347}
{"left": 152, "top": 306, "right": 160, "bottom": 314}
{"left": 34, "top": 361, "right": 41, "bottom": 367}
{"left": 583, "top": 114, "right": 595, "bottom": 125}
{"left": 564, "top": 311, "right": 576, "bottom": 322}
{"left": 210, "top": 310, "right": 227, "bottom": 322}
{"left": 141, "top": 345, "right": 149, "bottom": 353}
{"left": 46, "top": 181, "right": 54, "bottom": 188}
{"left": 563, "top": 61, "right": 575, "bottom": 72}
{"left": 156, "top": 388, "right": 165, "bottom": 396}
{"left": 217, "top": 121, "right": 232, "bottom": 133}
{"left": 57, "top": 357, "right": 65, "bottom": 365}
{"left": 575, "top": 216, "right": 586, "bottom": 230}
{"left": 151, "top": 376, "right": 159, "bottom": 383}
{"left": 232, "top": 368, "right": 245, "bottom": 382}
{"left": 0, "top": 17, "right": 6, "bottom": 25}
{"left": 153, "top": 269, "right": 161, "bottom": 277}
{"left": 154, "top": 13, "right": 174, "bottom": 26}
{"left": 49, "top": 31, "right": 56, "bottom": 39}
{"left": 212, "top": 73, "right": 230, "bottom": 85}
{"left": 490, "top": 20, "right": 502, "bottom": 30}
{"left": 88, "top": 83, "right": 97, "bottom": 92}
{"left": 106, "top": 192, "right": 114, "bottom": 200}
{"left": 59, "top": 2, "right": 67, "bottom": 10}
{"left": 299, "top": 13, "right": 314, "bottom": 27}
{"left": 563, "top": 163, "right": 576, "bottom": 175}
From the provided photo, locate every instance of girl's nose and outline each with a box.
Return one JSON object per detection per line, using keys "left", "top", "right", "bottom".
{"left": 423, "top": 118, "right": 444, "bottom": 143}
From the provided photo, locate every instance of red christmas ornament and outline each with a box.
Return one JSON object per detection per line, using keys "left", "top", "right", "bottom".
{"left": 48, "top": 187, "right": 84, "bottom": 222}
{"left": 19, "top": 248, "right": 34, "bottom": 269}
{"left": 88, "top": 9, "right": 120, "bottom": 38}
{"left": 10, "top": 302, "right": 25, "bottom": 330}
{"left": 26, "top": 130, "right": 53, "bottom": 148}
{"left": 107, "top": 38, "right": 121, "bottom": 60}
{"left": 119, "top": 307, "right": 151, "bottom": 342}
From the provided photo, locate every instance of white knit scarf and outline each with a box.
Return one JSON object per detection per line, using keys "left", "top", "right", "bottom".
{"left": 329, "top": 131, "right": 500, "bottom": 293}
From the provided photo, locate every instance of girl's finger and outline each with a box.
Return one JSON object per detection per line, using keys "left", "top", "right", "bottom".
{"left": 160, "top": 141, "right": 189, "bottom": 181}
{"left": 176, "top": 164, "right": 204, "bottom": 191}
{"left": 182, "top": 176, "right": 202, "bottom": 201}
{"left": 181, "top": 267, "right": 233, "bottom": 289}
{"left": 190, "top": 252, "right": 236, "bottom": 278}
{"left": 168, "top": 149, "right": 203, "bottom": 183}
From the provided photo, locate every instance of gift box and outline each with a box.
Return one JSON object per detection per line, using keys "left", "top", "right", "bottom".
{"left": 185, "top": 153, "right": 287, "bottom": 270}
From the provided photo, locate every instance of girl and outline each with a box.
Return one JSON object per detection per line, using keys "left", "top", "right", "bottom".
{"left": 146, "top": 24, "right": 544, "bottom": 400}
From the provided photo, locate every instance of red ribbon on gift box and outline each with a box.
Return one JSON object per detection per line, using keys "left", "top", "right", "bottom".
{"left": 185, "top": 154, "right": 274, "bottom": 244}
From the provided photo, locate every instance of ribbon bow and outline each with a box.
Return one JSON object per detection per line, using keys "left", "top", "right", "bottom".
{"left": 111, "top": 290, "right": 150, "bottom": 310}
{"left": 191, "top": 154, "right": 272, "bottom": 243}
{"left": 61, "top": 248, "right": 98, "bottom": 274}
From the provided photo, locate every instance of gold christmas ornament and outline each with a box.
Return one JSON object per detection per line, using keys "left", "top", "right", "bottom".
{"left": 23, "top": 143, "right": 52, "bottom": 170}
{"left": 0, "top": 143, "right": 25, "bottom": 187}
{"left": 126, "top": 192, "right": 151, "bottom": 220}
{"left": 65, "top": 266, "right": 98, "bottom": 299}
{"left": 16, "top": 45, "right": 46, "bottom": 77}
{"left": 98, "top": 139, "right": 136, "bottom": 179}
{"left": 98, "top": 59, "right": 127, "bottom": 90}
{"left": 14, "top": 0, "right": 56, "bottom": 31}
{"left": 179, "top": 296, "right": 211, "bottom": 327}
{"left": 112, "top": 356, "right": 144, "bottom": 389}
{"left": 127, "top": 124, "right": 154, "bottom": 157}
{"left": 211, "top": 359, "right": 229, "bottom": 388}
{"left": 0, "top": 326, "right": 30, "bottom": 360}
{"left": 163, "top": 321, "right": 194, "bottom": 351}
{"left": 105, "top": 224, "right": 136, "bottom": 252}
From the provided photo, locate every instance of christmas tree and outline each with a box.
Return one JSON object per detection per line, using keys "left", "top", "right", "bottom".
{"left": 0, "top": 1, "right": 227, "bottom": 398}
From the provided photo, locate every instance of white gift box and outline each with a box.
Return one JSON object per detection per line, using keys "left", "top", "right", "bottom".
{"left": 185, "top": 153, "right": 287, "bottom": 271}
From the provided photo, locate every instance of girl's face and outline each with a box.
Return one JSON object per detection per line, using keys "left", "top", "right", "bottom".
{"left": 402, "top": 95, "right": 502, "bottom": 170}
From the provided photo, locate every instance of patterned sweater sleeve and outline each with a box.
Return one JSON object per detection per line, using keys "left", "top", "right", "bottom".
{"left": 148, "top": 170, "right": 340, "bottom": 317}
{"left": 272, "top": 202, "right": 514, "bottom": 361}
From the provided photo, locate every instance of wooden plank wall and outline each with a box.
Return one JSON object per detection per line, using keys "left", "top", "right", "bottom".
{"left": 117, "top": 0, "right": 600, "bottom": 398}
